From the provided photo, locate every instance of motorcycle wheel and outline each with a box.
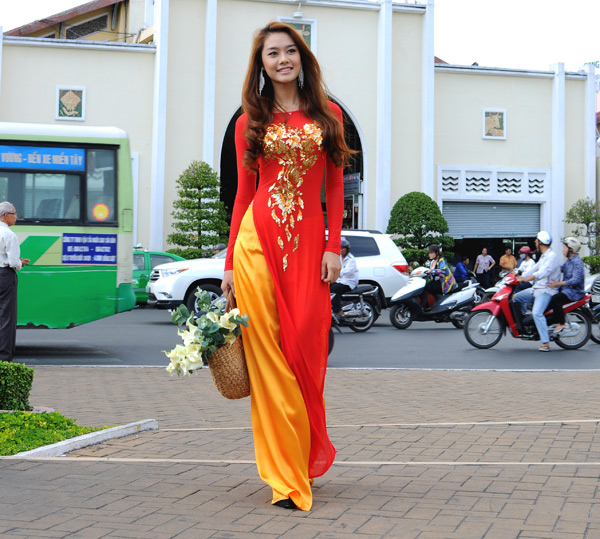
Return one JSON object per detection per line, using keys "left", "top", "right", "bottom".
{"left": 451, "top": 316, "right": 466, "bottom": 330}
{"left": 554, "top": 310, "right": 591, "bottom": 350}
{"left": 591, "top": 312, "right": 600, "bottom": 345}
{"left": 464, "top": 310, "right": 503, "bottom": 349}
{"left": 348, "top": 301, "right": 376, "bottom": 333}
{"left": 389, "top": 304, "right": 412, "bottom": 330}
{"left": 473, "top": 288, "right": 486, "bottom": 305}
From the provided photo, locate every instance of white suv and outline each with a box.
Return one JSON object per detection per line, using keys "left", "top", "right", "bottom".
{"left": 147, "top": 250, "right": 226, "bottom": 311}
{"left": 148, "top": 231, "right": 409, "bottom": 311}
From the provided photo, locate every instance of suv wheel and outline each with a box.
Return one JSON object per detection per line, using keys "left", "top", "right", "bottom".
{"left": 185, "top": 284, "right": 223, "bottom": 313}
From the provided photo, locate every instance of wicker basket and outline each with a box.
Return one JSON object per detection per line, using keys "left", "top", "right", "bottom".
{"left": 207, "top": 336, "right": 250, "bottom": 399}
{"left": 206, "top": 290, "right": 250, "bottom": 400}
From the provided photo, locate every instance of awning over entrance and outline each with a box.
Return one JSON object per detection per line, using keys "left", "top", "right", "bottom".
{"left": 443, "top": 202, "right": 541, "bottom": 239}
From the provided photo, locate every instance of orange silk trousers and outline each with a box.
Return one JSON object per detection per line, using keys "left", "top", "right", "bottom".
{"left": 233, "top": 206, "right": 313, "bottom": 511}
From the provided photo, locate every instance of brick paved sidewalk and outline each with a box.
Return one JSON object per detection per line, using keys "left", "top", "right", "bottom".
{"left": 2, "top": 367, "right": 600, "bottom": 537}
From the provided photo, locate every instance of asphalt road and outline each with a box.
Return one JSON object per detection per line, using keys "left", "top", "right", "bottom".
{"left": 15, "top": 306, "right": 600, "bottom": 370}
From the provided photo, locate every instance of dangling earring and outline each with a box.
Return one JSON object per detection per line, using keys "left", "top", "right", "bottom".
{"left": 298, "top": 65, "right": 304, "bottom": 90}
{"left": 259, "top": 68, "right": 265, "bottom": 95}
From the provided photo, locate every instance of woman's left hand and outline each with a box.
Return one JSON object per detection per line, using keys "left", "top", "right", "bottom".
{"left": 321, "top": 251, "right": 342, "bottom": 283}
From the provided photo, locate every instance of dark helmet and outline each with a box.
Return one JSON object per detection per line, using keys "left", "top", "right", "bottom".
{"left": 428, "top": 244, "right": 440, "bottom": 257}
{"left": 341, "top": 238, "right": 351, "bottom": 250}
{"left": 214, "top": 243, "right": 226, "bottom": 251}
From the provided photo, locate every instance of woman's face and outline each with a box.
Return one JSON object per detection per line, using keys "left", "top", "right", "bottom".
{"left": 428, "top": 251, "right": 436, "bottom": 259}
{"left": 261, "top": 32, "right": 301, "bottom": 87}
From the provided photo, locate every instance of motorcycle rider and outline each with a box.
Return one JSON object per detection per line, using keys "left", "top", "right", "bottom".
{"left": 512, "top": 246, "right": 535, "bottom": 295}
{"left": 514, "top": 231, "right": 561, "bottom": 352}
{"left": 517, "top": 246, "right": 535, "bottom": 274}
{"left": 420, "top": 244, "right": 457, "bottom": 311}
{"left": 548, "top": 237, "right": 585, "bottom": 335}
{"left": 331, "top": 238, "right": 359, "bottom": 319}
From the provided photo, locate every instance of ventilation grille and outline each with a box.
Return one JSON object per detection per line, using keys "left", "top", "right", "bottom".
{"left": 497, "top": 176, "right": 522, "bottom": 193}
{"left": 529, "top": 176, "right": 545, "bottom": 194}
{"left": 466, "top": 176, "right": 490, "bottom": 193}
{"left": 439, "top": 168, "right": 548, "bottom": 201}
{"left": 441, "top": 175, "right": 459, "bottom": 192}
{"left": 66, "top": 15, "right": 108, "bottom": 39}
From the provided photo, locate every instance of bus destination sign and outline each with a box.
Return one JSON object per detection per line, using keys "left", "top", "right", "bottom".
{"left": 0, "top": 145, "right": 85, "bottom": 171}
{"left": 62, "top": 233, "right": 117, "bottom": 265}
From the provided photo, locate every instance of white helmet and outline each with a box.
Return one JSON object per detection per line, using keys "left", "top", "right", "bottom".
{"left": 563, "top": 237, "right": 581, "bottom": 254}
{"left": 536, "top": 230, "right": 552, "bottom": 246}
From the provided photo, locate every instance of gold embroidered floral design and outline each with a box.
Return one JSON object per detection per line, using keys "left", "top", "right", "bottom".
{"left": 263, "top": 122, "right": 323, "bottom": 271}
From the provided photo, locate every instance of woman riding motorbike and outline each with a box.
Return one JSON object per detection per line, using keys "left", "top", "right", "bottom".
{"left": 512, "top": 246, "right": 535, "bottom": 295}
{"left": 420, "top": 244, "right": 457, "bottom": 311}
{"left": 548, "top": 237, "right": 585, "bottom": 335}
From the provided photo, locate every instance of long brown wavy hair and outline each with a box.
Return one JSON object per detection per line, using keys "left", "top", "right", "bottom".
{"left": 241, "top": 21, "right": 353, "bottom": 170}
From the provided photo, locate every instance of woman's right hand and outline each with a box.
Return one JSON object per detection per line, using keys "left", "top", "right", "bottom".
{"left": 221, "top": 269, "right": 235, "bottom": 297}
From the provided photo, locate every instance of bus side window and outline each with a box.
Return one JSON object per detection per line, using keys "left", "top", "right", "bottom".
{"left": 64, "top": 195, "right": 80, "bottom": 219}
{"left": 36, "top": 198, "right": 62, "bottom": 219}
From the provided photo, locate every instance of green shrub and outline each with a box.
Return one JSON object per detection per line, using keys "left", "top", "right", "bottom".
{"left": 387, "top": 192, "right": 454, "bottom": 251}
{"left": 166, "top": 247, "right": 210, "bottom": 260}
{"left": 401, "top": 248, "right": 428, "bottom": 267}
{"left": 0, "top": 362, "right": 34, "bottom": 411}
{"left": 583, "top": 255, "right": 600, "bottom": 274}
{"left": 0, "top": 411, "right": 103, "bottom": 456}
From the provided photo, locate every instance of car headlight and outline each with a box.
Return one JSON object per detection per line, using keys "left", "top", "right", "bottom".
{"left": 160, "top": 268, "right": 188, "bottom": 278}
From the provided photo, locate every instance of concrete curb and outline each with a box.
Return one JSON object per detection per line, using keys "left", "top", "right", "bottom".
{"left": 12, "top": 419, "right": 159, "bottom": 458}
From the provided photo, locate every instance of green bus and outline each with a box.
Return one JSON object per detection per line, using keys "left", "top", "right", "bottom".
{"left": 0, "top": 122, "right": 136, "bottom": 328}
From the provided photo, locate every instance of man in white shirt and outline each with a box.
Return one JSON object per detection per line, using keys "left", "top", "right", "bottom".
{"left": 0, "top": 202, "right": 29, "bottom": 362}
{"left": 513, "top": 231, "right": 560, "bottom": 351}
{"left": 331, "top": 238, "right": 359, "bottom": 319}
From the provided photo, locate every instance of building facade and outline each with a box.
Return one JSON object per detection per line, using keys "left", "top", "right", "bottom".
{"left": 1, "top": 0, "right": 597, "bottom": 256}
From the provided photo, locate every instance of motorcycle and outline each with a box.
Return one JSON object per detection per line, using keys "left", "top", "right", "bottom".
{"left": 388, "top": 267, "right": 482, "bottom": 330}
{"left": 480, "top": 270, "right": 513, "bottom": 303}
{"left": 464, "top": 273, "right": 592, "bottom": 349}
{"left": 331, "top": 284, "right": 381, "bottom": 333}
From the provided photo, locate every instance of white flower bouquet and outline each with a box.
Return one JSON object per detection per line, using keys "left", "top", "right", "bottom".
{"left": 165, "top": 289, "right": 249, "bottom": 376}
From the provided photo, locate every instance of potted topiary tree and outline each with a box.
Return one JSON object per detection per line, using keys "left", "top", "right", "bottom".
{"left": 167, "top": 161, "right": 230, "bottom": 260}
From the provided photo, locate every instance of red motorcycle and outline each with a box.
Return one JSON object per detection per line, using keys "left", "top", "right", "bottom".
{"left": 464, "top": 273, "right": 592, "bottom": 349}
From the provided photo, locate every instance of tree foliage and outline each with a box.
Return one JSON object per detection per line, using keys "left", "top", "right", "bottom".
{"left": 386, "top": 191, "right": 454, "bottom": 253}
{"left": 564, "top": 197, "right": 600, "bottom": 256}
{"left": 167, "top": 161, "right": 230, "bottom": 259}
{"left": 582, "top": 255, "right": 600, "bottom": 274}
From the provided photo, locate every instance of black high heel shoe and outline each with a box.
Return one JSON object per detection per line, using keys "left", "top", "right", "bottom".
{"left": 273, "top": 498, "right": 297, "bottom": 510}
